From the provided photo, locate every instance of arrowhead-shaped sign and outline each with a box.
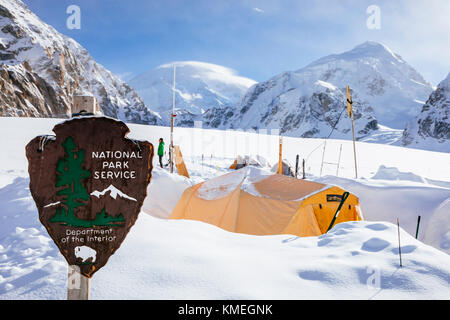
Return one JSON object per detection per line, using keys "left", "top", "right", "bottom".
{"left": 25, "top": 117, "right": 154, "bottom": 278}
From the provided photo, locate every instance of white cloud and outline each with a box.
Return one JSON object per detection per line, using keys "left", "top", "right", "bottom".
{"left": 117, "top": 72, "right": 135, "bottom": 82}
{"left": 253, "top": 7, "right": 264, "bottom": 13}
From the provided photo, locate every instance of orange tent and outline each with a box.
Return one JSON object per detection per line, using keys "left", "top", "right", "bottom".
{"left": 170, "top": 167, "right": 363, "bottom": 237}
{"left": 174, "top": 145, "right": 189, "bottom": 178}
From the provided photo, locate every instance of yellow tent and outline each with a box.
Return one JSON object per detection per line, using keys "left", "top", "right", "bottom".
{"left": 170, "top": 167, "right": 363, "bottom": 237}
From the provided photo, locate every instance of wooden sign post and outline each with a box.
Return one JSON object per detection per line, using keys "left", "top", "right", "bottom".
{"left": 72, "top": 96, "right": 101, "bottom": 116}
{"left": 67, "top": 265, "right": 90, "bottom": 300}
{"left": 26, "top": 116, "right": 154, "bottom": 299}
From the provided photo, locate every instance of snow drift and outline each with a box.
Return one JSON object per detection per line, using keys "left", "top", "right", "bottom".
{"left": 0, "top": 117, "right": 449, "bottom": 300}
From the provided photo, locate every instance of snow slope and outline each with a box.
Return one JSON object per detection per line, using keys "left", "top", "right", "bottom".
{"left": 0, "top": 117, "right": 449, "bottom": 299}
{"left": 129, "top": 61, "right": 256, "bottom": 125}
{"left": 316, "top": 175, "right": 450, "bottom": 254}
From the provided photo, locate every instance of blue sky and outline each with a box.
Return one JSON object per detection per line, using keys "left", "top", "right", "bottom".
{"left": 23, "top": 0, "right": 450, "bottom": 85}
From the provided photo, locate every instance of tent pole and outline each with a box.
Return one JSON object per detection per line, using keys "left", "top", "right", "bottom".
{"left": 326, "top": 192, "right": 350, "bottom": 232}
{"left": 319, "top": 140, "right": 326, "bottom": 177}
{"left": 347, "top": 86, "right": 358, "bottom": 179}
{"left": 351, "top": 111, "right": 358, "bottom": 179}
{"left": 170, "top": 64, "right": 176, "bottom": 174}
{"left": 336, "top": 144, "right": 342, "bottom": 177}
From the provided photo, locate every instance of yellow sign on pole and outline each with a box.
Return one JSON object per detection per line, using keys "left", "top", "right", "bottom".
{"left": 346, "top": 85, "right": 353, "bottom": 117}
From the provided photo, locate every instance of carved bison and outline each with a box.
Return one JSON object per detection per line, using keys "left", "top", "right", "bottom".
{"left": 74, "top": 246, "right": 97, "bottom": 264}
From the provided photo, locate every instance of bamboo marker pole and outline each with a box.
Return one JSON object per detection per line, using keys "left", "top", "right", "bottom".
{"left": 67, "top": 265, "right": 90, "bottom": 300}
{"left": 397, "top": 218, "right": 403, "bottom": 268}
{"left": 346, "top": 86, "right": 358, "bottom": 179}
{"left": 277, "top": 136, "right": 283, "bottom": 174}
{"left": 302, "top": 158, "right": 305, "bottom": 179}
{"left": 295, "top": 154, "right": 299, "bottom": 178}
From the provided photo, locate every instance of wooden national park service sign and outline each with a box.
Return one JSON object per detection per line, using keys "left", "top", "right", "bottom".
{"left": 26, "top": 117, "right": 154, "bottom": 278}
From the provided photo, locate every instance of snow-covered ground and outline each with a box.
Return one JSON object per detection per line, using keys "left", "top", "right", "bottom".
{"left": 0, "top": 117, "right": 449, "bottom": 299}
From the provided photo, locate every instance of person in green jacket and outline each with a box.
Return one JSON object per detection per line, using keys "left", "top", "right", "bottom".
{"left": 157, "top": 138, "right": 164, "bottom": 168}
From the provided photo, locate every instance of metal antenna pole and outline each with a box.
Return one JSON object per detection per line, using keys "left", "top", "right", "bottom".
{"left": 347, "top": 85, "right": 358, "bottom": 179}
{"left": 319, "top": 140, "right": 326, "bottom": 177}
{"left": 351, "top": 112, "right": 358, "bottom": 179}
{"left": 336, "top": 144, "right": 343, "bottom": 177}
{"left": 170, "top": 64, "right": 176, "bottom": 174}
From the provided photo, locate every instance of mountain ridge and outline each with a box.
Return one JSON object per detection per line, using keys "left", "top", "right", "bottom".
{"left": 0, "top": 0, "right": 162, "bottom": 125}
{"left": 402, "top": 71, "right": 450, "bottom": 152}
{"left": 199, "top": 41, "right": 434, "bottom": 142}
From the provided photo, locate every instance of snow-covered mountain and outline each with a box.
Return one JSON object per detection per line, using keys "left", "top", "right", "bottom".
{"left": 402, "top": 72, "right": 450, "bottom": 152}
{"left": 214, "top": 41, "right": 433, "bottom": 140}
{"left": 0, "top": 0, "right": 162, "bottom": 125}
{"left": 230, "top": 77, "right": 379, "bottom": 139}
{"left": 129, "top": 61, "right": 256, "bottom": 125}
